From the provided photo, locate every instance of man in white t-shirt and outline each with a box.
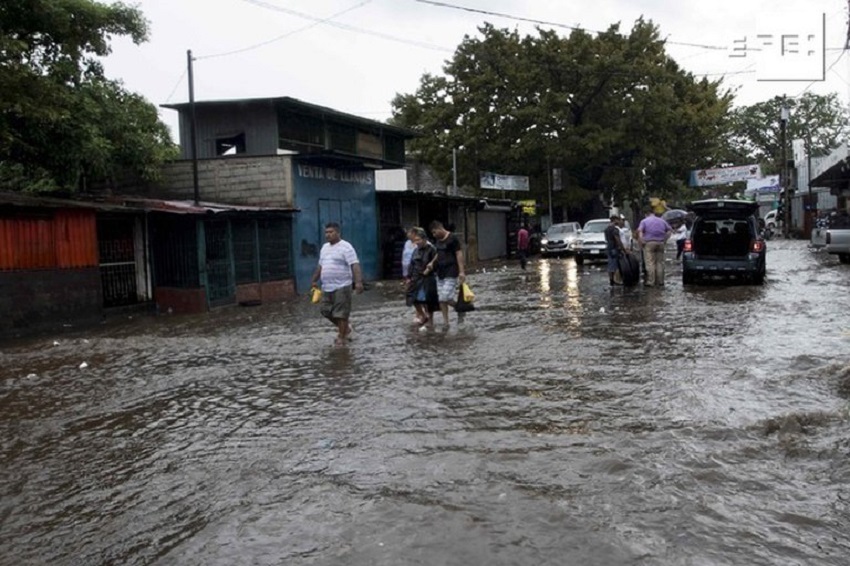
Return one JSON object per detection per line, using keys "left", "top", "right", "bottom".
{"left": 310, "top": 222, "right": 364, "bottom": 345}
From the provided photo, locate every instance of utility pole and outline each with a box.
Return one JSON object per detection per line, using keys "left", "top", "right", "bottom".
{"left": 807, "top": 133, "right": 813, "bottom": 232}
{"left": 547, "top": 155, "right": 553, "bottom": 229}
{"left": 187, "top": 50, "right": 200, "bottom": 206}
{"left": 452, "top": 148, "right": 457, "bottom": 196}
{"left": 780, "top": 101, "right": 790, "bottom": 238}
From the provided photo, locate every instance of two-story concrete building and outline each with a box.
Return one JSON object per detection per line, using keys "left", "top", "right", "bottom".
{"left": 159, "top": 96, "right": 418, "bottom": 293}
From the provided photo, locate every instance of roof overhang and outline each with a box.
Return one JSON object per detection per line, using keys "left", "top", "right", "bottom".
{"left": 0, "top": 192, "right": 298, "bottom": 215}
{"left": 294, "top": 151, "right": 399, "bottom": 170}
{"left": 162, "top": 95, "right": 420, "bottom": 139}
{"left": 118, "top": 197, "right": 298, "bottom": 215}
{"left": 809, "top": 143, "right": 850, "bottom": 192}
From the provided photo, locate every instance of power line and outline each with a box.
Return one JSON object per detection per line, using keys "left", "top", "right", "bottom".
{"left": 165, "top": 68, "right": 188, "bottom": 103}
{"left": 413, "top": 0, "right": 728, "bottom": 51}
{"left": 241, "top": 0, "right": 451, "bottom": 52}
{"left": 796, "top": 49, "right": 847, "bottom": 97}
{"left": 197, "top": 0, "right": 372, "bottom": 61}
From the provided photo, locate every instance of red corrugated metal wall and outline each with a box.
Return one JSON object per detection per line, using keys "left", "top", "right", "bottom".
{"left": 0, "top": 209, "right": 98, "bottom": 270}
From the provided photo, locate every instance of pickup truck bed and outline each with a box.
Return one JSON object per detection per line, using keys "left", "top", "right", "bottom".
{"left": 825, "top": 228, "right": 850, "bottom": 263}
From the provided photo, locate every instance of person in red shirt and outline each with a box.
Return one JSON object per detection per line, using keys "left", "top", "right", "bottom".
{"left": 517, "top": 223, "right": 530, "bottom": 271}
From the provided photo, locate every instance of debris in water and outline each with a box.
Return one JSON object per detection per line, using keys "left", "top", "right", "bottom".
{"left": 79, "top": 361, "right": 89, "bottom": 369}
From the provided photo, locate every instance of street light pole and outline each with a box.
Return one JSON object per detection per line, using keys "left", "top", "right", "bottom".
{"left": 807, "top": 134, "right": 813, "bottom": 231}
{"left": 187, "top": 49, "right": 200, "bottom": 206}
{"left": 547, "top": 155, "right": 553, "bottom": 229}
{"left": 780, "top": 103, "right": 790, "bottom": 238}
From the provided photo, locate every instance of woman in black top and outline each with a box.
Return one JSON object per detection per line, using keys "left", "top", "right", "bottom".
{"left": 406, "top": 228, "right": 439, "bottom": 328}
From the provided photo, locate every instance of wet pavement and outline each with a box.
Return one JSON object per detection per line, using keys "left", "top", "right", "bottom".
{"left": 1, "top": 239, "right": 849, "bottom": 565}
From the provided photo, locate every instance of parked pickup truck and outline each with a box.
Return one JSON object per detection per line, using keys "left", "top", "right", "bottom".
{"left": 818, "top": 211, "right": 850, "bottom": 263}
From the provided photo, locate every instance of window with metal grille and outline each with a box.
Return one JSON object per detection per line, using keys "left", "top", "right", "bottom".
{"left": 279, "top": 111, "right": 324, "bottom": 153}
{"left": 385, "top": 135, "right": 405, "bottom": 164}
{"left": 150, "top": 217, "right": 199, "bottom": 288}
{"left": 329, "top": 123, "right": 357, "bottom": 154}
{"left": 232, "top": 220, "right": 258, "bottom": 284}
{"left": 258, "top": 217, "right": 291, "bottom": 281}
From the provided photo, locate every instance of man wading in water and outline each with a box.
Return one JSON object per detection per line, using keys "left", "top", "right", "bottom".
{"left": 310, "top": 222, "right": 364, "bottom": 345}
{"left": 429, "top": 220, "right": 466, "bottom": 328}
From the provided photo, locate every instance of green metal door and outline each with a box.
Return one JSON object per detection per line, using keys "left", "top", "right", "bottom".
{"left": 204, "top": 220, "right": 235, "bottom": 307}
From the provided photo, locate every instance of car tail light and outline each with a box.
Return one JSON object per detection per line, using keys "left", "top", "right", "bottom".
{"left": 751, "top": 240, "right": 765, "bottom": 253}
{"left": 683, "top": 239, "right": 693, "bottom": 252}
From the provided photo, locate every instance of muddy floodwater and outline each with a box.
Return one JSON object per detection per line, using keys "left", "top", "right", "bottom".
{"left": 2, "top": 240, "right": 850, "bottom": 565}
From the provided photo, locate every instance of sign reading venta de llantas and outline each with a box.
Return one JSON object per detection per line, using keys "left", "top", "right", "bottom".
{"left": 480, "top": 171, "right": 530, "bottom": 191}
{"left": 689, "top": 164, "right": 763, "bottom": 187}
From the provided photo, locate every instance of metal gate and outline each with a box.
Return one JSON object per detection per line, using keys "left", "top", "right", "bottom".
{"left": 204, "top": 220, "right": 235, "bottom": 307}
{"left": 98, "top": 217, "right": 138, "bottom": 307}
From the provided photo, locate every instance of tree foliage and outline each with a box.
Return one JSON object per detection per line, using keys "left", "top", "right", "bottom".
{"left": 0, "top": 0, "right": 177, "bottom": 193}
{"left": 726, "top": 92, "right": 850, "bottom": 173}
{"left": 391, "top": 20, "right": 732, "bottom": 210}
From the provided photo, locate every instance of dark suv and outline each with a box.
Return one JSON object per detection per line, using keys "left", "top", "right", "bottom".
{"left": 682, "top": 199, "right": 766, "bottom": 285}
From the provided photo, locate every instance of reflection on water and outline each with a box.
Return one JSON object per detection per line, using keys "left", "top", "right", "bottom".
{"left": 1, "top": 241, "right": 849, "bottom": 565}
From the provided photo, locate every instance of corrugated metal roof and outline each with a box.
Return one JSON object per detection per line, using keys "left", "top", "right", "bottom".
{"left": 0, "top": 191, "right": 130, "bottom": 212}
{"left": 118, "top": 197, "right": 298, "bottom": 215}
{"left": 0, "top": 192, "right": 298, "bottom": 215}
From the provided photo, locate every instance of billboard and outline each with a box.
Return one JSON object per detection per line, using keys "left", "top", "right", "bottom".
{"left": 480, "top": 171, "right": 529, "bottom": 191}
{"left": 689, "top": 164, "right": 763, "bottom": 187}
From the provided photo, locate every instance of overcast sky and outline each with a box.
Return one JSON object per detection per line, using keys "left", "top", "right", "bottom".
{"left": 103, "top": 0, "right": 850, "bottom": 141}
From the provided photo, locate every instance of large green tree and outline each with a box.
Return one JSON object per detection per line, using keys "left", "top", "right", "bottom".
{"left": 391, "top": 20, "right": 732, "bottom": 210}
{"left": 0, "top": 0, "right": 176, "bottom": 193}
{"left": 726, "top": 92, "right": 850, "bottom": 173}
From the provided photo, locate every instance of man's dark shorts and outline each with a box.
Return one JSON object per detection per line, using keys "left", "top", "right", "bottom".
{"left": 320, "top": 286, "right": 352, "bottom": 320}
{"left": 607, "top": 250, "right": 620, "bottom": 273}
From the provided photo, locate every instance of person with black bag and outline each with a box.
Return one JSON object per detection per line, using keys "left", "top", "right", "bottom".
{"left": 429, "top": 220, "right": 466, "bottom": 328}
{"left": 604, "top": 215, "right": 627, "bottom": 286}
{"left": 406, "top": 227, "right": 439, "bottom": 329}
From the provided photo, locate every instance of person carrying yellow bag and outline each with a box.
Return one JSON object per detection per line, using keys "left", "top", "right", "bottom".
{"left": 429, "top": 220, "right": 467, "bottom": 327}
{"left": 455, "top": 281, "right": 475, "bottom": 313}
{"left": 462, "top": 282, "right": 474, "bottom": 302}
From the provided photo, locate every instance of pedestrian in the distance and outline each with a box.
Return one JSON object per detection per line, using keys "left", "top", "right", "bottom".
{"left": 310, "top": 222, "right": 364, "bottom": 345}
{"left": 429, "top": 220, "right": 466, "bottom": 328}
{"left": 673, "top": 220, "right": 687, "bottom": 261}
{"left": 637, "top": 209, "right": 673, "bottom": 287}
{"left": 605, "top": 215, "right": 627, "bottom": 286}
{"left": 517, "top": 223, "right": 530, "bottom": 270}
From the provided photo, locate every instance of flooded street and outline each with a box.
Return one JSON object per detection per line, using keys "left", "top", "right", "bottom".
{"left": 2, "top": 239, "right": 850, "bottom": 565}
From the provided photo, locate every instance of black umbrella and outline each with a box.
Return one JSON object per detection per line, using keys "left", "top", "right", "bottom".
{"left": 662, "top": 209, "right": 687, "bottom": 222}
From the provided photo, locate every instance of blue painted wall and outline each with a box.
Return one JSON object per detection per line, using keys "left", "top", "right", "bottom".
{"left": 293, "top": 161, "right": 378, "bottom": 293}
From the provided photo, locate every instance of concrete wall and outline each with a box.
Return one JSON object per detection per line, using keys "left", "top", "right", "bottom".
{"left": 236, "top": 280, "right": 296, "bottom": 304}
{"left": 154, "top": 287, "right": 207, "bottom": 315}
{"left": 0, "top": 268, "right": 102, "bottom": 339}
{"left": 155, "top": 155, "right": 294, "bottom": 207}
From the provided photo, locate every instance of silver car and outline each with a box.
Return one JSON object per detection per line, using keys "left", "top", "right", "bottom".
{"left": 540, "top": 222, "right": 581, "bottom": 257}
{"left": 572, "top": 219, "right": 611, "bottom": 265}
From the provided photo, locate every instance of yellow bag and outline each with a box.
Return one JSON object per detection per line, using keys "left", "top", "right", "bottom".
{"left": 310, "top": 286, "right": 322, "bottom": 303}
{"left": 461, "top": 282, "right": 475, "bottom": 303}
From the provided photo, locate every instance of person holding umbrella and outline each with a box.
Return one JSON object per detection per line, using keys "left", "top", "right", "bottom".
{"left": 672, "top": 220, "right": 688, "bottom": 261}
